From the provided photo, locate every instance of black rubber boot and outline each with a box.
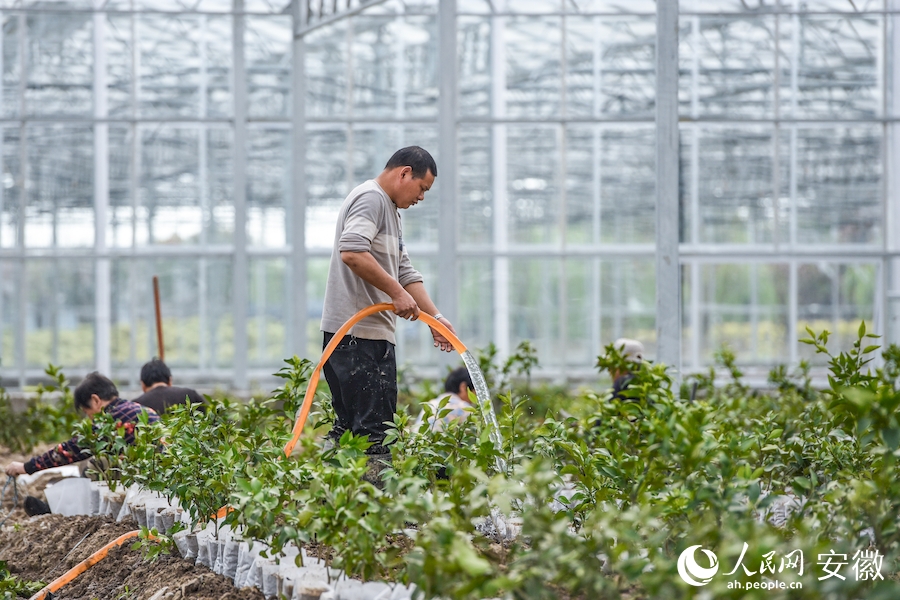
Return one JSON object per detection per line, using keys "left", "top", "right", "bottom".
{"left": 362, "top": 452, "right": 393, "bottom": 490}
{"left": 24, "top": 496, "right": 51, "bottom": 516}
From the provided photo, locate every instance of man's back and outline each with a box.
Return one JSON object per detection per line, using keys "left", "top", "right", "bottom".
{"left": 134, "top": 385, "right": 203, "bottom": 415}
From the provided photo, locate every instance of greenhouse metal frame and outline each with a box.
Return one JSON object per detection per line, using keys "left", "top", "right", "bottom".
{"left": 0, "top": 0, "right": 897, "bottom": 389}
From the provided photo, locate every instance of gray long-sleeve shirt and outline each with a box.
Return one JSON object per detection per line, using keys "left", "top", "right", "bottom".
{"left": 320, "top": 180, "right": 424, "bottom": 344}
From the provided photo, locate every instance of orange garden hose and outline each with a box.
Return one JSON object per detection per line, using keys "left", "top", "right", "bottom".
{"left": 24, "top": 304, "right": 465, "bottom": 598}
{"left": 28, "top": 531, "right": 153, "bottom": 600}
{"left": 282, "top": 303, "right": 467, "bottom": 457}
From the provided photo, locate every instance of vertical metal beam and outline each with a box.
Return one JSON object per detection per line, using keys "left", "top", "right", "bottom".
{"left": 559, "top": 8, "right": 568, "bottom": 380}
{"left": 591, "top": 14, "right": 602, "bottom": 360}
{"left": 129, "top": 13, "right": 139, "bottom": 384}
{"left": 16, "top": 13, "right": 26, "bottom": 387}
{"left": 789, "top": 260, "right": 798, "bottom": 364}
{"left": 199, "top": 15, "right": 209, "bottom": 371}
{"left": 886, "top": 0, "right": 900, "bottom": 348}
{"left": 688, "top": 20, "right": 701, "bottom": 370}
{"left": 0, "top": 11, "right": 5, "bottom": 371}
{"left": 655, "top": 0, "right": 680, "bottom": 372}
{"left": 491, "top": 0, "right": 509, "bottom": 360}
{"left": 233, "top": 0, "right": 249, "bottom": 389}
{"left": 438, "top": 0, "right": 459, "bottom": 333}
{"left": 291, "top": 0, "right": 309, "bottom": 359}
{"left": 94, "top": 0, "right": 111, "bottom": 376}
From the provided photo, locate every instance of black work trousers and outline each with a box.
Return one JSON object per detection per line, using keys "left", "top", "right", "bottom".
{"left": 322, "top": 332, "right": 397, "bottom": 454}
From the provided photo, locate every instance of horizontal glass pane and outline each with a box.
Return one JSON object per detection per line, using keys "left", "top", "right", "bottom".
{"left": 139, "top": 16, "right": 202, "bottom": 118}
{"left": 795, "top": 0, "right": 884, "bottom": 12}
{"left": 679, "top": 16, "right": 775, "bottom": 119}
{"left": 458, "top": 17, "right": 491, "bottom": 117}
{"left": 109, "top": 126, "right": 133, "bottom": 248}
{"left": 248, "top": 128, "right": 289, "bottom": 247}
{"left": 26, "top": 125, "right": 94, "bottom": 248}
{"left": 566, "top": 0, "right": 656, "bottom": 11}
{"left": 26, "top": 259, "right": 94, "bottom": 369}
{"left": 694, "top": 263, "right": 789, "bottom": 366}
{"left": 566, "top": 17, "right": 655, "bottom": 119}
{"left": 26, "top": 13, "right": 92, "bottom": 117}
{"left": 306, "top": 127, "right": 348, "bottom": 250}
{"left": 351, "top": 16, "right": 398, "bottom": 119}
{"left": 506, "top": 17, "right": 561, "bottom": 118}
{"left": 111, "top": 257, "right": 233, "bottom": 371}
{"left": 0, "top": 261, "right": 18, "bottom": 370}
{"left": 248, "top": 258, "right": 287, "bottom": 367}
{"left": 307, "top": 257, "right": 330, "bottom": 359}
{"left": 0, "top": 0, "right": 92, "bottom": 9}
{"left": 306, "top": 22, "right": 349, "bottom": 119}
{"left": 128, "top": 0, "right": 229, "bottom": 11}
{"left": 506, "top": 0, "right": 563, "bottom": 13}
{"left": 780, "top": 16, "right": 880, "bottom": 120}
{"left": 681, "top": 0, "right": 780, "bottom": 12}
{"left": 1, "top": 127, "right": 20, "bottom": 248}
{"left": 137, "top": 126, "right": 201, "bottom": 245}
{"left": 458, "top": 125, "right": 492, "bottom": 246}
{"left": 458, "top": 258, "right": 494, "bottom": 351}
{"left": 564, "top": 126, "right": 595, "bottom": 244}
{"left": 684, "top": 0, "right": 883, "bottom": 10}
{"left": 204, "top": 17, "right": 234, "bottom": 119}
{"left": 790, "top": 125, "right": 881, "bottom": 245}
{"left": 509, "top": 258, "right": 564, "bottom": 367}
{"left": 3, "top": 17, "right": 20, "bottom": 119}
{"left": 107, "top": 16, "right": 134, "bottom": 119}
{"left": 399, "top": 15, "right": 438, "bottom": 119}
{"left": 599, "top": 260, "right": 656, "bottom": 359}
{"left": 207, "top": 127, "right": 235, "bottom": 244}
{"left": 797, "top": 263, "right": 876, "bottom": 365}
{"left": 247, "top": 16, "right": 291, "bottom": 119}
{"left": 508, "top": 125, "right": 560, "bottom": 244}
{"left": 694, "top": 125, "right": 774, "bottom": 244}
{"left": 599, "top": 126, "right": 655, "bottom": 244}
{"left": 458, "top": 0, "right": 492, "bottom": 13}
{"left": 245, "top": 0, "right": 292, "bottom": 13}
{"left": 565, "top": 258, "right": 601, "bottom": 367}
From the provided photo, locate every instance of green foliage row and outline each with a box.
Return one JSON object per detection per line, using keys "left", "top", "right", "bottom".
{"left": 26, "top": 326, "right": 900, "bottom": 599}
{"left": 0, "top": 560, "right": 43, "bottom": 599}
{"left": 0, "top": 365, "right": 79, "bottom": 454}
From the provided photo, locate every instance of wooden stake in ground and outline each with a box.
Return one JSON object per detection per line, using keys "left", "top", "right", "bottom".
{"left": 153, "top": 275, "right": 165, "bottom": 361}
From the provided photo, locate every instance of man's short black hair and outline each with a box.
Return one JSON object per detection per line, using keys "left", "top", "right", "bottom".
{"left": 141, "top": 358, "right": 172, "bottom": 387}
{"left": 444, "top": 366, "right": 473, "bottom": 395}
{"left": 384, "top": 146, "right": 437, "bottom": 179}
{"left": 74, "top": 372, "right": 119, "bottom": 410}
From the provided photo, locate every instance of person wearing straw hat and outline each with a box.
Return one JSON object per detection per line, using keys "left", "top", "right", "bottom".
{"left": 320, "top": 146, "right": 457, "bottom": 486}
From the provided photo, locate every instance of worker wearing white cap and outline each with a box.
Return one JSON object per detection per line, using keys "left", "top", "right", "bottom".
{"left": 611, "top": 338, "right": 644, "bottom": 400}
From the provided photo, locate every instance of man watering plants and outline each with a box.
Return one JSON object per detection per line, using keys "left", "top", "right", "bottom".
{"left": 320, "top": 145, "right": 457, "bottom": 486}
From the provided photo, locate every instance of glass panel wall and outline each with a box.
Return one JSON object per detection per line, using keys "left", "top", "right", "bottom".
{"left": 0, "top": 0, "right": 893, "bottom": 388}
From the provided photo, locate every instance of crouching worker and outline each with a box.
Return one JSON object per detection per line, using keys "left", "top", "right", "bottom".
{"left": 609, "top": 338, "right": 644, "bottom": 401}
{"left": 133, "top": 357, "right": 204, "bottom": 415}
{"left": 413, "top": 367, "right": 474, "bottom": 432}
{"left": 4, "top": 372, "right": 159, "bottom": 514}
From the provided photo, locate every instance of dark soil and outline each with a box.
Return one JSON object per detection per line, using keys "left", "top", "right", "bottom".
{"left": 0, "top": 443, "right": 62, "bottom": 525}
{"left": 1, "top": 442, "right": 364, "bottom": 599}
{"left": 0, "top": 509, "right": 264, "bottom": 600}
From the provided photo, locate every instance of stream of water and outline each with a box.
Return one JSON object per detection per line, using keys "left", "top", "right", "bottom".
{"left": 460, "top": 350, "right": 507, "bottom": 473}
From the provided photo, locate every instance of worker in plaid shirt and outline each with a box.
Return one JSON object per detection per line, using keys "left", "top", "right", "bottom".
{"left": 4, "top": 371, "right": 159, "bottom": 476}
